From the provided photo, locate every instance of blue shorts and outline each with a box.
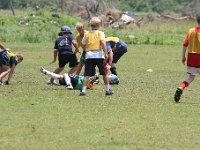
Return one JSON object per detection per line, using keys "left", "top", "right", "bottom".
{"left": 0, "top": 50, "right": 10, "bottom": 66}
{"left": 113, "top": 41, "right": 127, "bottom": 63}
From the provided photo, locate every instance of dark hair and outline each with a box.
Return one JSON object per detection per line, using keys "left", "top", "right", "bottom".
{"left": 196, "top": 13, "right": 200, "bottom": 24}
{"left": 58, "top": 32, "right": 63, "bottom": 36}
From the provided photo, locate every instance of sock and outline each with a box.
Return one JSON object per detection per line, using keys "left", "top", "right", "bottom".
{"left": 64, "top": 74, "right": 72, "bottom": 86}
{"left": 105, "top": 84, "right": 110, "bottom": 92}
{"left": 181, "top": 81, "right": 189, "bottom": 90}
{"left": 45, "top": 70, "right": 63, "bottom": 79}
{"left": 82, "top": 86, "right": 87, "bottom": 93}
{"left": 110, "top": 67, "right": 117, "bottom": 76}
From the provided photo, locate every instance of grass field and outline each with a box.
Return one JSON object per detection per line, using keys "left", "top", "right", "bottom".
{"left": 1, "top": 43, "right": 200, "bottom": 150}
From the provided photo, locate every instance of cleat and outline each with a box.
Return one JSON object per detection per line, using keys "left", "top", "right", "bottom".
{"left": 94, "top": 79, "right": 99, "bottom": 84}
{"left": 174, "top": 87, "right": 183, "bottom": 102}
{"left": 67, "top": 85, "right": 73, "bottom": 90}
{"left": 0, "top": 81, "right": 4, "bottom": 85}
{"left": 94, "top": 75, "right": 99, "bottom": 84}
{"left": 47, "top": 80, "right": 57, "bottom": 85}
{"left": 79, "top": 92, "right": 86, "bottom": 96}
{"left": 106, "top": 89, "right": 114, "bottom": 96}
{"left": 40, "top": 67, "right": 47, "bottom": 75}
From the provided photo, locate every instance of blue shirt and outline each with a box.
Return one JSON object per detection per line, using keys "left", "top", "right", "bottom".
{"left": 54, "top": 34, "right": 75, "bottom": 55}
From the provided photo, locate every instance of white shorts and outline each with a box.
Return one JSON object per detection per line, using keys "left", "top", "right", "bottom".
{"left": 187, "top": 66, "right": 200, "bottom": 75}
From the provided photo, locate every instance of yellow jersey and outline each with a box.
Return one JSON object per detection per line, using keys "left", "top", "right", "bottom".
{"left": 85, "top": 31, "right": 104, "bottom": 51}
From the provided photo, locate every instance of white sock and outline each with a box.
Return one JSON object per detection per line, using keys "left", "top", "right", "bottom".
{"left": 82, "top": 86, "right": 87, "bottom": 93}
{"left": 45, "top": 70, "right": 63, "bottom": 79}
{"left": 105, "top": 84, "right": 110, "bottom": 91}
{"left": 64, "top": 73, "right": 72, "bottom": 86}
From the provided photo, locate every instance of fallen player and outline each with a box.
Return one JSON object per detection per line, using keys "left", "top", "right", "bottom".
{"left": 40, "top": 67, "right": 94, "bottom": 90}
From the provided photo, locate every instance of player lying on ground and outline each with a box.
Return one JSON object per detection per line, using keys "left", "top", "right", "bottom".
{"left": 40, "top": 67, "right": 94, "bottom": 90}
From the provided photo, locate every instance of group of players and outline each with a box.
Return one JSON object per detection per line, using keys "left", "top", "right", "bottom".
{"left": 40, "top": 17, "right": 128, "bottom": 96}
{"left": 1, "top": 14, "right": 200, "bottom": 101}
{"left": 0, "top": 17, "right": 128, "bottom": 96}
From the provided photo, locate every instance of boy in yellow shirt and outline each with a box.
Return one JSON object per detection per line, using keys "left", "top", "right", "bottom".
{"left": 74, "top": 22, "right": 88, "bottom": 75}
{"left": 80, "top": 17, "right": 113, "bottom": 96}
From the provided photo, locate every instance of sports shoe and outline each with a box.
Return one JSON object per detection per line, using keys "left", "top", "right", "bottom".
{"left": 79, "top": 92, "right": 86, "bottom": 96}
{"left": 67, "top": 85, "right": 73, "bottom": 90}
{"left": 0, "top": 81, "right": 3, "bottom": 85}
{"left": 47, "top": 80, "right": 57, "bottom": 85}
{"left": 106, "top": 89, "right": 114, "bottom": 96}
{"left": 174, "top": 87, "right": 183, "bottom": 102}
{"left": 94, "top": 78, "right": 99, "bottom": 84}
{"left": 40, "top": 67, "right": 47, "bottom": 75}
{"left": 93, "top": 74, "right": 99, "bottom": 84}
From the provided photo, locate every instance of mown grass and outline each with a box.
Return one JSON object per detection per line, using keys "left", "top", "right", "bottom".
{"left": 1, "top": 43, "right": 200, "bottom": 150}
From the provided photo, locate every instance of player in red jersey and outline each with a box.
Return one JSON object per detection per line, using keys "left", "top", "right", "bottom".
{"left": 174, "top": 13, "right": 200, "bottom": 102}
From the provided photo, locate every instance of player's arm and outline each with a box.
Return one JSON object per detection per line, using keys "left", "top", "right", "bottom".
{"left": 108, "top": 50, "right": 113, "bottom": 66}
{"left": 100, "top": 32, "right": 108, "bottom": 59}
{"left": 50, "top": 50, "right": 57, "bottom": 64}
{"left": 106, "top": 43, "right": 113, "bottom": 66}
{"left": 101, "top": 40, "right": 108, "bottom": 60}
{"left": 0, "top": 68, "right": 10, "bottom": 83}
{"left": 182, "top": 34, "right": 188, "bottom": 65}
{"left": 72, "top": 40, "right": 80, "bottom": 54}
{"left": 0, "top": 42, "right": 8, "bottom": 51}
{"left": 50, "top": 40, "right": 58, "bottom": 64}
{"left": 81, "top": 36, "right": 86, "bottom": 52}
{"left": 182, "top": 46, "right": 187, "bottom": 65}
{"left": 5, "top": 64, "right": 16, "bottom": 84}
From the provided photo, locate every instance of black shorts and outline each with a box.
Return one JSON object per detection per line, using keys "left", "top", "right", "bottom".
{"left": 84, "top": 58, "right": 107, "bottom": 76}
{"left": 58, "top": 53, "right": 78, "bottom": 68}
{"left": 58, "top": 75, "right": 78, "bottom": 88}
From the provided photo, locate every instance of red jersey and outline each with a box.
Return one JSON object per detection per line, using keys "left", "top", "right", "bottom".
{"left": 183, "top": 27, "right": 200, "bottom": 67}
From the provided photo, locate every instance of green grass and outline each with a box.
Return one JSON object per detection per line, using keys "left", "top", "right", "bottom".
{"left": 1, "top": 43, "right": 200, "bottom": 150}
{"left": 0, "top": 9, "right": 196, "bottom": 45}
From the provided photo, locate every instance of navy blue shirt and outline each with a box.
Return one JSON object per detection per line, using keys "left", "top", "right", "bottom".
{"left": 54, "top": 34, "right": 74, "bottom": 55}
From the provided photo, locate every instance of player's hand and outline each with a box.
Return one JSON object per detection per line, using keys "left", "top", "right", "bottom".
{"left": 106, "top": 64, "right": 111, "bottom": 70}
{"left": 182, "top": 57, "right": 186, "bottom": 65}
{"left": 74, "top": 51, "right": 81, "bottom": 55}
{"left": 104, "top": 54, "right": 108, "bottom": 61}
{"left": 74, "top": 48, "right": 81, "bottom": 54}
{"left": 49, "top": 60, "right": 56, "bottom": 64}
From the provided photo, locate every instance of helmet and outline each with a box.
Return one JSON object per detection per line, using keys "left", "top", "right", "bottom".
{"left": 109, "top": 74, "right": 120, "bottom": 84}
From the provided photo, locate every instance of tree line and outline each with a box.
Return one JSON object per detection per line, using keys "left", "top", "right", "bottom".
{"left": 0, "top": 0, "right": 198, "bottom": 14}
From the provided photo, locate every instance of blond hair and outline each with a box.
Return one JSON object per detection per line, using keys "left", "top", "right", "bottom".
{"left": 76, "top": 22, "right": 84, "bottom": 29}
{"left": 90, "top": 17, "right": 101, "bottom": 28}
{"left": 15, "top": 52, "right": 23, "bottom": 62}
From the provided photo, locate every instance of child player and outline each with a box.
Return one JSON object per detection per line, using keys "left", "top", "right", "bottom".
{"left": 0, "top": 49, "right": 23, "bottom": 85}
{"left": 40, "top": 67, "right": 94, "bottom": 90}
{"left": 49, "top": 26, "right": 80, "bottom": 84}
{"left": 174, "top": 13, "right": 200, "bottom": 102}
{"left": 80, "top": 17, "right": 113, "bottom": 96}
